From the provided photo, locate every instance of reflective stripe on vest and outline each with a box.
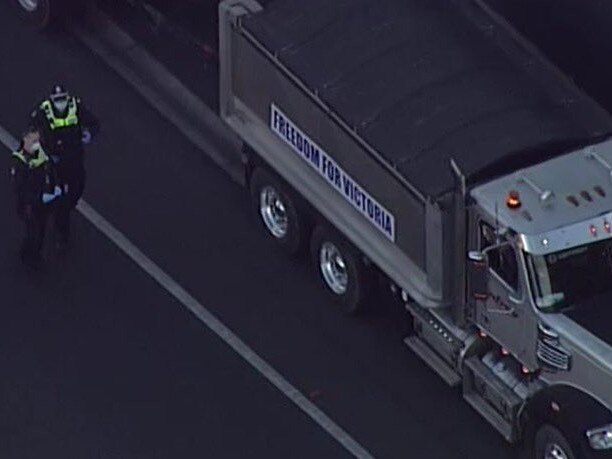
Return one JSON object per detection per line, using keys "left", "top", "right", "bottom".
{"left": 40, "top": 97, "right": 79, "bottom": 130}
{"left": 12, "top": 148, "right": 49, "bottom": 169}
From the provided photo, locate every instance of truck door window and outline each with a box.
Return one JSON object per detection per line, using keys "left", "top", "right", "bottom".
{"left": 479, "top": 222, "right": 519, "bottom": 291}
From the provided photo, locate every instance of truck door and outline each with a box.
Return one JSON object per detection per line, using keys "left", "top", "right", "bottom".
{"left": 476, "top": 222, "right": 531, "bottom": 361}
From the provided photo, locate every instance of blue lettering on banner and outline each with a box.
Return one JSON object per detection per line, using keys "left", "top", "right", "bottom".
{"left": 270, "top": 103, "right": 395, "bottom": 241}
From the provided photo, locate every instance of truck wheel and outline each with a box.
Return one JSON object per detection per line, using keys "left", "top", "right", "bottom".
{"left": 250, "top": 168, "right": 307, "bottom": 257}
{"left": 310, "top": 226, "right": 370, "bottom": 314}
{"left": 534, "top": 424, "right": 577, "bottom": 459}
{"left": 13, "top": 0, "right": 54, "bottom": 28}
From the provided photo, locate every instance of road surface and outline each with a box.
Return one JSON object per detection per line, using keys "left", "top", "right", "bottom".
{"left": 0, "top": 4, "right": 514, "bottom": 458}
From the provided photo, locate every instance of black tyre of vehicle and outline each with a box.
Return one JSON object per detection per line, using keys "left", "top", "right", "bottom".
{"left": 249, "top": 168, "right": 307, "bottom": 257}
{"left": 13, "top": 0, "right": 54, "bottom": 28}
{"left": 310, "top": 225, "right": 370, "bottom": 314}
{"left": 534, "top": 424, "right": 577, "bottom": 459}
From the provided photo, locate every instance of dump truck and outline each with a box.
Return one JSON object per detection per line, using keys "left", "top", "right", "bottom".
{"left": 17, "top": 0, "right": 612, "bottom": 455}
{"left": 219, "top": 0, "right": 612, "bottom": 457}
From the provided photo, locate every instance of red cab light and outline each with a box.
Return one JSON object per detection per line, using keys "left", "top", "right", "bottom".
{"left": 590, "top": 224, "right": 598, "bottom": 237}
{"left": 604, "top": 220, "right": 611, "bottom": 234}
{"left": 506, "top": 190, "right": 521, "bottom": 209}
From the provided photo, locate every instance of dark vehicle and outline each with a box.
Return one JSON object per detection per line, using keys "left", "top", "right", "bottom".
{"left": 12, "top": 0, "right": 217, "bottom": 36}
{"left": 11, "top": 0, "right": 91, "bottom": 28}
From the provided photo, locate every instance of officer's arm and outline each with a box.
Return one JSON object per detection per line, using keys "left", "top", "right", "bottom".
{"left": 9, "top": 157, "right": 25, "bottom": 192}
{"left": 78, "top": 102, "right": 100, "bottom": 138}
{"left": 28, "top": 107, "right": 44, "bottom": 131}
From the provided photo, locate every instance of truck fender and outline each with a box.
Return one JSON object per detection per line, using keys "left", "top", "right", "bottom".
{"left": 520, "top": 384, "right": 612, "bottom": 457}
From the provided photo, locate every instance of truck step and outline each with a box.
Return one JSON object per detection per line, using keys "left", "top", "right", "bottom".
{"left": 463, "top": 392, "right": 515, "bottom": 442}
{"left": 404, "top": 336, "right": 461, "bottom": 387}
{"left": 463, "top": 356, "right": 522, "bottom": 443}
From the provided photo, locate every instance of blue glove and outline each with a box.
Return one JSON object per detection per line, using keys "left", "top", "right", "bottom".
{"left": 82, "top": 129, "right": 92, "bottom": 144}
{"left": 42, "top": 193, "right": 55, "bottom": 204}
{"left": 42, "top": 186, "right": 62, "bottom": 204}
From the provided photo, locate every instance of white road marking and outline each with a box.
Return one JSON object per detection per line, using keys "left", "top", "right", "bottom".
{"left": 0, "top": 128, "right": 374, "bottom": 459}
{"left": 0, "top": 125, "right": 19, "bottom": 151}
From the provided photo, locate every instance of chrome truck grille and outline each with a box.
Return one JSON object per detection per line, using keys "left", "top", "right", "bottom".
{"left": 536, "top": 324, "right": 571, "bottom": 371}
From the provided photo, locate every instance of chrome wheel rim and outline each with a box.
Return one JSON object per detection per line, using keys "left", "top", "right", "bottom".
{"left": 544, "top": 443, "right": 569, "bottom": 459}
{"left": 319, "top": 242, "right": 348, "bottom": 295}
{"left": 259, "top": 186, "right": 288, "bottom": 238}
{"left": 19, "top": 0, "right": 39, "bottom": 12}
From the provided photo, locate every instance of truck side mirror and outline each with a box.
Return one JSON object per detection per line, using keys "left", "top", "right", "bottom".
{"left": 467, "top": 250, "right": 489, "bottom": 300}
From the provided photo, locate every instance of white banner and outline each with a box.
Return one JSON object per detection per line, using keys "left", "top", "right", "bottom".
{"left": 270, "top": 103, "right": 395, "bottom": 242}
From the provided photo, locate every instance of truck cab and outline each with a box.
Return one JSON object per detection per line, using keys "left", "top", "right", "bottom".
{"left": 467, "top": 138, "right": 612, "bottom": 455}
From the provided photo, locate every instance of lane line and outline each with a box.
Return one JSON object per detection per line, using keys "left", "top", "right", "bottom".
{"left": 0, "top": 128, "right": 375, "bottom": 459}
{"left": 0, "top": 125, "right": 19, "bottom": 151}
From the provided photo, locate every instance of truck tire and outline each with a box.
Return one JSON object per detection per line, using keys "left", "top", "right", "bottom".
{"left": 310, "top": 226, "right": 370, "bottom": 314}
{"left": 13, "top": 0, "right": 54, "bottom": 28}
{"left": 534, "top": 424, "right": 577, "bottom": 459}
{"left": 249, "top": 168, "right": 308, "bottom": 257}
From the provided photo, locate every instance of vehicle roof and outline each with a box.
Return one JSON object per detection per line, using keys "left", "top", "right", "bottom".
{"left": 242, "top": 0, "right": 612, "bottom": 198}
{"left": 471, "top": 138, "right": 612, "bottom": 237}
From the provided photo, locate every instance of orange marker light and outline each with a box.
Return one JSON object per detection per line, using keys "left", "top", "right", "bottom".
{"left": 605, "top": 220, "right": 611, "bottom": 234}
{"left": 590, "top": 224, "right": 598, "bottom": 237}
{"left": 506, "top": 190, "right": 521, "bottom": 209}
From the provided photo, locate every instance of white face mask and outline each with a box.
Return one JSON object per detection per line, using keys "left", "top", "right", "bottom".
{"left": 52, "top": 98, "right": 69, "bottom": 113}
{"left": 24, "top": 141, "right": 41, "bottom": 154}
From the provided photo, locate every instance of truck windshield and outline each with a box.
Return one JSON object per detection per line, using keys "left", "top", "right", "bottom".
{"left": 525, "top": 238, "right": 612, "bottom": 311}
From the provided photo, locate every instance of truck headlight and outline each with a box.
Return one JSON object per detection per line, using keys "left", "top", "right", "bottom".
{"left": 587, "top": 424, "right": 612, "bottom": 450}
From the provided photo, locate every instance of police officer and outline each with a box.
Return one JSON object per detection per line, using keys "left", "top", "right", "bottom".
{"left": 10, "top": 129, "right": 63, "bottom": 267}
{"left": 30, "top": 84, "right": 99, "bottom": 249}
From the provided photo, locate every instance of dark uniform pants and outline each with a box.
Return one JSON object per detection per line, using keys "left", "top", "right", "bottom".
{"left": 19, "top": 205, "right": 48, "bottom": 264}
{"left": 55, "top": 162, "right": 86, "bottom": 244}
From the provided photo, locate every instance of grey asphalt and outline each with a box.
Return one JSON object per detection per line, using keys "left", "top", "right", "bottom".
{"left": 0, "top": 4, "right": 514, "bottom": 458}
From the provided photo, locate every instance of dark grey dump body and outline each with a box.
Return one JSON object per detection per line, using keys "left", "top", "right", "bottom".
{"left": 223, "top": 0, "right": 612, "bottom": 305}
{"left": 242, "top": 0, "right": 611, "bottom": 197}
